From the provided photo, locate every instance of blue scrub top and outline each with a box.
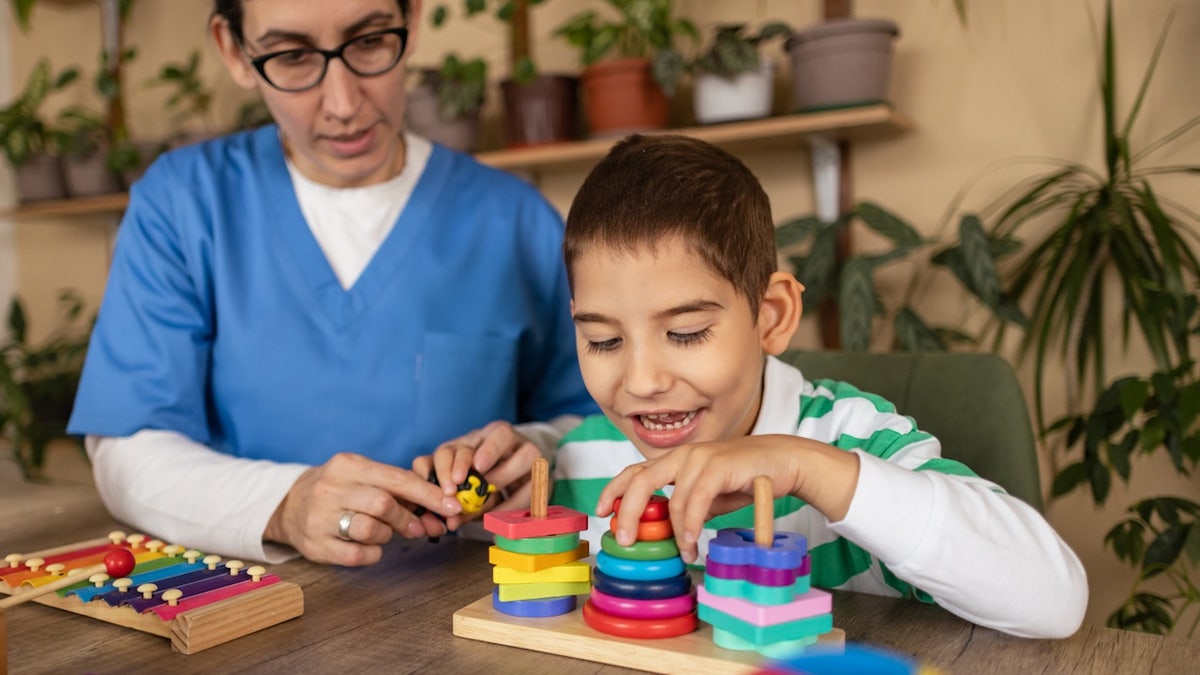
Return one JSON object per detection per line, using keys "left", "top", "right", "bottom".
{"left": 69, "top": 126, "right": 597, "bottom": 466}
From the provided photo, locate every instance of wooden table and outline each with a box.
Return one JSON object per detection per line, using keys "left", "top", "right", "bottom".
{"left": 2, "top": 471, "right": 1198, "bottom": 674}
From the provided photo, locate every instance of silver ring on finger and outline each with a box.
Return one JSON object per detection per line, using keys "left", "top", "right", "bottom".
{"left": 337, "top": 510, "right": 357, "bottom": 542}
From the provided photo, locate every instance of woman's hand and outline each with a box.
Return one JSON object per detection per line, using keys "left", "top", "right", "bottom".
{"left": 413, "top": 420, "right": 543, "bottom": 531}
{"left": 264, "top": 452, "right": 464, "bottom": 566}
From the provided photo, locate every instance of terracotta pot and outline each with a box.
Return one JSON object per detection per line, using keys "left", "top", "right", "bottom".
{"left": 693, "top": 60, "right": 776, "bottom": 125}
{"left": 580, "top": 57, "right": 669, "bottom": 138}
{"left": 785, "top": 18, "right": 899, "bottom": 111}
{"left": 63, "top": 143, "right": 121, "bottom": 197}
{"left": 500, "top": 74, "right": 579, "bottom": 148}
{"left": 14, "top": 153, "right": 68, "bottom": 203}
{"left": 406, "top": 80, "right": 482, "bottom": 152}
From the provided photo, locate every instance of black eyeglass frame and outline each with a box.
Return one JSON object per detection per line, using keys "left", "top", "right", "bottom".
{"left": 246, "top": 27, "right": 410, "bottom": 93}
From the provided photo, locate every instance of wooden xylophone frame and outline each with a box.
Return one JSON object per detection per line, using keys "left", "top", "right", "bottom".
{"left": 0, "top": 538, "right": 304, "bottom": 654}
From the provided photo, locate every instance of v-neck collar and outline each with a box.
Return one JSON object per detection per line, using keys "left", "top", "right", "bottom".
{"left": 260, "top": 130, "right": 455, "bottom": 331}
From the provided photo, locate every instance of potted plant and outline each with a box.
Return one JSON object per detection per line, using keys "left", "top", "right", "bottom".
{"left": 0, "top": 291, "right": 92, "bottom": 482}
{"left": 406, "top": 53, "right": 488, "bottom": 152}
{"left": 0, "top": 59, "right": 78, "bottom": 202}
{"left": 555, "top": 0, "right": 697, "bottom": 136}
{"left": 961, "top": 0, "right": 1199, "bottom": 635}
{"left": 145, "top": 49, "right": 215, "bottom": 147}
{"left": 56, "top": 105, "right": 122, "bottom": 197}
{"left": 784, "top": 17, "right": 899, "bottom": 111}
{"left": 432, "top": 0, "right": 579, "bottom": 148}
{"left": 691, "top": 21, "right": 791, "bottom": 125}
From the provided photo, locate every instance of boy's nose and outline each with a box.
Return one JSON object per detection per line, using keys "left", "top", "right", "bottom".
{"left": 320, "top": 59, "right": 364, "bottom": 121}
{"left": 622, "top": 347, "right": 671, "bottom": 398}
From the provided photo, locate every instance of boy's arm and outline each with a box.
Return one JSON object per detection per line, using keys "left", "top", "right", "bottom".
{"left": 830, "top": 451, "right": 1087, "bottom": 638}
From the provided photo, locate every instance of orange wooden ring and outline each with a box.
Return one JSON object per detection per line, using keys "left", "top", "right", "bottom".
{"left": 609, "top": 516, "right": 673, "bottom": 542}
{"left": 612, "top": 495, "right": 669, "bottom": 522}
{"left": 582, "top": 599, "right": 696, "bottom": 638}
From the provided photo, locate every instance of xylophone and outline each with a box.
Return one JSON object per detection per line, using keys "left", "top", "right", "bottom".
{"left": 0, "top": 531, "right": 303, "bottom": 654}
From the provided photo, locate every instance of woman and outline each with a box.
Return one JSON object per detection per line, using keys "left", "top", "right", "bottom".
{"left": 68, "top": 0, "right": 595, "bottom": 566}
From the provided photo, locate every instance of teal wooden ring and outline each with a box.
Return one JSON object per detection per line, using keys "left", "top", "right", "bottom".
{"left": 494, "top": 532, "right": 580, "bottom": 555}
{"left": 600, "top": 530, "right": 680, "bottom": 561}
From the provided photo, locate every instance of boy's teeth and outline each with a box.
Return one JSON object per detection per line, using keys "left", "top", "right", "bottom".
{"left": 640, "top": 411, "right": 696, "bottom": 430}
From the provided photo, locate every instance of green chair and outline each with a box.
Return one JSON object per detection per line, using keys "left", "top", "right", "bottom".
{"left": 778, "top": 350, "right": 1044, "bottom": 512}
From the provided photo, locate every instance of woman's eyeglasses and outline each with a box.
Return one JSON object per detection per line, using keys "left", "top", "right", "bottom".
{"left": 247, "top": 27, "right": 409, "bottom": 93}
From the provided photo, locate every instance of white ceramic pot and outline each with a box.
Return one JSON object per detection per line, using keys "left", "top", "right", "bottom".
{"left": 692, "top": 60, "right": 775, "bottom": 125}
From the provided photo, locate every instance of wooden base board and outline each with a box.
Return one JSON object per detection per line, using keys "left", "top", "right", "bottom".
{"left": 0, "top": 580, "right": 303, "bottom": 654}
{"left": 453, "top": 594, "right": 844, "bottom": 674}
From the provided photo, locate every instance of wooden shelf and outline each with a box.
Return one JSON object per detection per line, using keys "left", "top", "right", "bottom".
{"left": 4, "top": 104, "right": 911, "bottom": 220}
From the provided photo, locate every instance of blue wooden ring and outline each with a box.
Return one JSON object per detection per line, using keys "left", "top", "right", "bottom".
{"left": 591, "top": 567, "right": 692, "bottom": 600}
{"left": 491, "top": 587, "right": 576, "bottom": 617}
{"left": 595, "top": 550, "right": 685, "bottom": 581}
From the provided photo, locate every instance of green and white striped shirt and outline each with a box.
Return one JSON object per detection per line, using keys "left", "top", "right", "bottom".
{"left": 550, "top": 356, "right": 1088, "bottom": 638}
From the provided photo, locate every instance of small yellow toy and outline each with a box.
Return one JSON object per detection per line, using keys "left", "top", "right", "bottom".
{"left": 455, "top": 468, "right": 497, "bottom": 514}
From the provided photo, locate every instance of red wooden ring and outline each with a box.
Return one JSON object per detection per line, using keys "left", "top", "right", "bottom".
{"left": 612, "top": 495, "right": 669, "bottom": 522}
{"left": 582, "top": 599, "right": 697, "bottom": 638}
{"left": 609, "top": 516, "right": 673, "bottom": 542}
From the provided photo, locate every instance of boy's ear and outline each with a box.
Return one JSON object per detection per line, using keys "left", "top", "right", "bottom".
{"left": 757, "top": 272, "right": 804, "bottom": 355}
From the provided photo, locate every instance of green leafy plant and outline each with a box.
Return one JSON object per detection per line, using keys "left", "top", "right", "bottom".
{"left": 0, "top": 59, "right": 79, "bottom": 168}
{"left": 555, "top": 0, "right": 698, "bottom": 96}
{"left": 776, "top": 201, "right": 1024, "bottom": 351}
{"left": 146, "top": 50, "right": 214, "bottom": 134}
{"left": 420, "top": 53, "right": 489, "bottom": 120}
{"left": 0, "top": 292, "right": 93, "bottom": 482}
{"left": 693, "top": 22, "right": 791, "bottom": 79}
{"left": 56, "top": 106, "right": 108, "bottom": 161}
{"left": 432, "top": 0, "right": 545, "bottom": 85}
{"left": 969, "top": 0, "right": 1200, "bottom": 635}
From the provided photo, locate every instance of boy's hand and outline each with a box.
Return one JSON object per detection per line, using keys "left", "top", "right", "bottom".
{"left": 596, "top": 435, "right": 860, "bottom": 564}
{"left": 413, "top": 421, "right": 542, "bottom": 531}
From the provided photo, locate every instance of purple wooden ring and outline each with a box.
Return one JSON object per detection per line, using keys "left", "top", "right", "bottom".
{"left": 706, "top": 528, "right": 807, "bottom": 570}
{"left": 491, "top": 587, "right": 577, "bottom": 617}
{"left": 589, "top": 587, "right": 695, "bottom": 619}
{"left": 704, "top": 559, "right": 800, "bottom": 587}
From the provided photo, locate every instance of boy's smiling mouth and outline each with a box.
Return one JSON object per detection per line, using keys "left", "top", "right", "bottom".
{"left": 630, "top": 410, "right": 702, "bottom": 448}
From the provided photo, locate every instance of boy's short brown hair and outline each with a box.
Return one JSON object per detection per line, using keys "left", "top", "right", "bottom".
{"left": 563, "top": 134, "right": 776, "bottom": 313}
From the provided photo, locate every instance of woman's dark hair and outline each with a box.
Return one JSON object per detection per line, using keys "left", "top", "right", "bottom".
{"left": 213, "top": 1, "right": 411, "bottom": 45}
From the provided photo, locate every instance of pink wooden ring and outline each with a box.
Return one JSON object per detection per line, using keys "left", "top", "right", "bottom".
{"left": 589, "top": 587, "right": 695, "bottom": 619}
{"left": 609, "top": 516, "right": 673, "bottom": 542}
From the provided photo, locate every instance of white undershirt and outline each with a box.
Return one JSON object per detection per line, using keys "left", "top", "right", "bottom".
{"left": 288, "top": 132, "right": 431, "bottom": 289}
{"left": 87, "top": 133, "right": 579, "bottom": 562}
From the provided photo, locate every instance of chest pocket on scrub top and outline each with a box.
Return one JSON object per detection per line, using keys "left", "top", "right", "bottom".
{"left": 416, "top": 332, "right": 519, "bottom": 447}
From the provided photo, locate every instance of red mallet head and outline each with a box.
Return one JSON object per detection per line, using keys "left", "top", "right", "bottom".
{"left": 103, "top": 547, "right": 137, "bottom": 578}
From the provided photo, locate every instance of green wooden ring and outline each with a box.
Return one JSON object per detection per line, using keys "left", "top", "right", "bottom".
{"left": 600, "top": 530, "right": 680, "bottom": 561}
{"left": 494, "top": 532, "right": 580, "bottom": 555}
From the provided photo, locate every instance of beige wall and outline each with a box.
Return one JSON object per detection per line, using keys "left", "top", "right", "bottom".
{"left": 5, "top": 0, "right": 1198, "bottom": 630}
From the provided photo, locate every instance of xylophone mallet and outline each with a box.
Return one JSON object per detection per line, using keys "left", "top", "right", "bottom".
{"left": 0, "top": 547, "right": 137, "bottom": 609}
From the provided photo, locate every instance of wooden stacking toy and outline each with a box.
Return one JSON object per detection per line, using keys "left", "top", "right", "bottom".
{"left": 583, "top": 494, "right": 697, "bottom": 638}
{"left": 697, "top": 477, "right": 833, "bottom": 658}
{"left": 483, "top": 457, "right": 590, "bottom": 617}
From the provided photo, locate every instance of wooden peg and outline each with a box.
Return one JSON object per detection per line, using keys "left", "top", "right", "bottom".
{"left": 162, "top": 544, "right": 184, "bottom": 558}
{"left": 88, "top": 573, "right": 109, "bottom": 588}
{"left": 4, "top": 554, "right": 22, "bottom": 569}
{"left": 107, "top": 530, "right": 126, "bottom": 545}
{"left": 136, "top": 583, "right": 158, "bottom": 600}
{"left": 126, "top": 534, "right": 147, "bottom": 550}
{"left": 112, "top": 578, "right": 133, "bottom": 593}
{"left": 202, "top": 555, "right": 222, "bottom": 571}
{"left": 753, "top": 475, "right": 774, "bottom": 548}
{"left": 247, "top": 566, "right": 266, "bottom": 583}
{"left": 145, "top": 540, "right": 165, "bottom": 554}
{"left": 23, "top": 559, "right": 43, "bottom": 573}
{"left": 530, "top": 457, "right": 549, "bottom": 520}
{"left": 226, "top": 561, "right": 244, "bottom": 577}
{"left": 183, "top": 550, "right": 202, "bottom": 564}
{"left": 161, "top": 589, "right": 183, "bottom": 607}
{"left": 43, "top": 563, "right": 65, "bottom": 577}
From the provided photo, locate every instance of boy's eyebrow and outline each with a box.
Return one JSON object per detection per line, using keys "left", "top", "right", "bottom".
{"left": 572, "top": 300, "right": 724, "bottom": 324}
{"left": 252, "top": 11, "right": 398, "bottom": 48}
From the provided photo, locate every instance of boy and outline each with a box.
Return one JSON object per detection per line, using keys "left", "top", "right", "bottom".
{"left": 550, "top": 133, "right": 1087, "bottom": 639}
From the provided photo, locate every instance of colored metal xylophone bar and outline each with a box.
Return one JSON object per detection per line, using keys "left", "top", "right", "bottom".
{"left": 0, "top": 531, "right": 303, "bottom": 654}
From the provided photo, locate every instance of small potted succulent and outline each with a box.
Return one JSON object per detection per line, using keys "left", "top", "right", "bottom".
{"left": 407, "top": 53, "right": 488, "bottom": 152}
{"left": 784, "top": 17, "right": 900, "bottom": 111}
{"left": 555, "top": 0, "right": 697, "bottom": 136}
{"left": 0, "top": 59, "right": 78, "bottom": 202}
{"left": 692, "top": 22, "right": 791, "bottom": 124}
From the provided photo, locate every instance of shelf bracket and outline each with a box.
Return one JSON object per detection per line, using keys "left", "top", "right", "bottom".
{"left": 807, "top": 133, "right": 841, "bottom": 224}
